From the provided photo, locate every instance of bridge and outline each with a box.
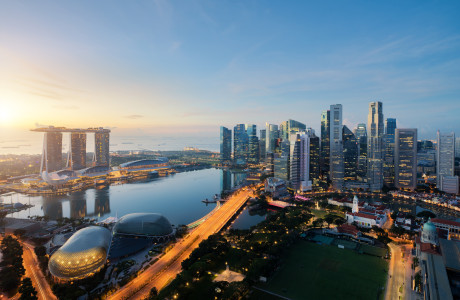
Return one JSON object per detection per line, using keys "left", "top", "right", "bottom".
{"left": 107, "top": 188, "right": 253, "bottom": 300}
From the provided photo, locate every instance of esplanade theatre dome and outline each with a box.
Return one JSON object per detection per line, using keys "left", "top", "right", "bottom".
{"left": 48, "top": 226, "right": 112, "bottom": 281}
{"left": 112, "top": 213, "right": 173, "bottom": 237}
{"left": 109, "top": 213, "right": 174, "bottom": 259}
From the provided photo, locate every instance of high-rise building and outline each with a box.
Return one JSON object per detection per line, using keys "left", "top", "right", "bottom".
{"left": 40, "top": 132, "right": 63, "bottom": 173}
{"left": 68, "top": 133, "right": 87, "bottom": 170}
{"left": 219, "top": 126, "right": 232, "bottom": 164}
{"left": 329, "top": 104, "right": 344, "bottom": 189}
{"left": 384, "top": 118, "right": 397, "bottom": 187}
{"left": 367, "top": 101, "right": 384, "bottom": 191}
{"left": 456, "top": 137, "right": 460, "bottom": 159}
{"left": 274, "top": 141, "right": 290, "bottom": 181}
{"left": 289, "top": 132, "right": 311, "bottom": 191}
{"left": 266, "top": 123, "right": 279, "bottom": 153}
{"left": 320, "top": 110, "right": 330, "bottom": 178}
{"left": 259, "top": 129, "right": 266, "bottom": 162}
{"left": 418, "top": 140, "right": 435, "bottom": 151}
{"left": 436, "top": 131, "right": 455, "bottom": 191}
{"left": 395, "top": 129, "right": 417, "bottom": 190}
{"left": 233, "top": 124, "right": 249, "bottom": 166}
{"left": 246, "top": 124, "right": 259, "bottom": 164}
{"left": 93, "top": 131, "right": 110, "bottom": 166}
{"left": 308, "top": 129, "right": 320, "bottom": 187}
{"left": 343, "top": 125, "right": 358, "bottom": 182}
{"left": 354, "top": 123, "right": 367, "bottom": 181}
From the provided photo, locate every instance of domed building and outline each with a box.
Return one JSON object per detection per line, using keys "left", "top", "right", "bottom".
{"left": 109, "top": 213, "right": 174, "bottom": 259}
{"left": 48, "top": 226, "right": 112, "bottom": 281}
{"left": 421, "top": 219, "right": 439, "bottom": 246}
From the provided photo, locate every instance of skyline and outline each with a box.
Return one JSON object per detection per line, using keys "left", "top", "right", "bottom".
{"left": 1, "top": 1, "right": 460, "bottom": 153}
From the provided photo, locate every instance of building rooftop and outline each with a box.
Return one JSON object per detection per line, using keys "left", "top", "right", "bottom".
{"left": 431, "top": 218, "right": 460, "bottom": 228}
{"left": 439, "top": 239, "right": 460, "bottom": 272}
{"left": 113, "top": 213, "right": 173, "bottom": 237}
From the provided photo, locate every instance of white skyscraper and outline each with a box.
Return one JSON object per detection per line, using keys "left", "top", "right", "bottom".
{"left": 329, "top": 104, "right": 344, "bottom": 189}
{"left": 436, "top": 131, "right": 455, "bottom": 191}
{"left": 367, "top": 101, "right": 384, "bottom": 191}
{"left": 289, "top": 132, "right": 312, "bottom": 191}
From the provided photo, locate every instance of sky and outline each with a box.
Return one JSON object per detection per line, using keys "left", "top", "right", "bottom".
{"left": 1, "top": 0, "right": 460, "bottom": 153}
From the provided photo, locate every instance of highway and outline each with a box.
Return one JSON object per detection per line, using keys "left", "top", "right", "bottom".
{"left": 108, "top": 188, "right": 253, "bottom": 300}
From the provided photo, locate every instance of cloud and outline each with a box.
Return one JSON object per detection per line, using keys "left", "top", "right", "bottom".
{"left": 124, "top": 114, "right": 144, "bottom": 119}
{"left": 34, "top": 122, "right": 49, "bottom": 128}
{"left": 52, "top": 104, "right": 79, "bottom": 110}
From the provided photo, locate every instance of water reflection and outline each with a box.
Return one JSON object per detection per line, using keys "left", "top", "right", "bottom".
{"left": 94, "top": 186, "right": 110, "bottom": 217}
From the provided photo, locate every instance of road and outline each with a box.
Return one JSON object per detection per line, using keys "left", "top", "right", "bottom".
{"left": 108, "top": 188, "right": 253, "bottom": 300}
{"left": 385, "top": 243, "right": 416, "bottom": 300}
{"left": 22, "top": 242, "right": 57, "bottom": 300}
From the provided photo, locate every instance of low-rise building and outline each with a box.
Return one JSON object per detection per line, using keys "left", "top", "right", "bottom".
{"left": 264, "top": 177, "right": 288, "bottom": 199}
{"left": 345, "top": 196, "right": 388, "bottom": 228}
{"left": 431, "top": 218, "right": 460, "bottom": 241}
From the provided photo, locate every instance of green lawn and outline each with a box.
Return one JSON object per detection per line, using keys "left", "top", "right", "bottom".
{"left": 253, "top": 241, "right": 388, "bottom": 300}
{"left": 311, "top": 209, "right": 327, "bottom": 218}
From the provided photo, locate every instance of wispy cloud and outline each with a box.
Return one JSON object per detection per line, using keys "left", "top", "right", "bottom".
{"left": 53, "top": 104, "right": 79, "bottom": 110}
{"left": 124, "top": 114, "right": 144, "bottom": 119}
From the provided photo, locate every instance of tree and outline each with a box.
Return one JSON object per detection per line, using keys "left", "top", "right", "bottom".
{"left": 18, "top": 277, "right": 38, "bottom": 300}
{"left": 34, "top": 246, "right": 46, "bottom": 257}
{"left": 324, "top": 215, "right": 335, "bottom": 228}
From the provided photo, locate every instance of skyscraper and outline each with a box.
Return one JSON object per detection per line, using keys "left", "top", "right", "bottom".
{"left": 40, "top": 132, "right": 63, "bottom": 173}
{"left": 266, "top": 123, "right": 279, "bottom": 153}
{"left": 219, "top": 126, "right": 232, "bottom": 164}
{"left": 259, "top": 129, "right": 266, "bottom": 162}
{"left": 94, "top": 131, "right": 110, "bottom": 166}
{"left": 233, "top": 124, "right": 249, "bottom": 166}
{"left": 246, "top": 124, "right": 259, "bottom": 164}
{"left": 384, "top": 118, "right": 397, "bottom": 187}
{"left": 274, "top": 140, "right": 290, "bottom": 181}
{"left": 308, "top": 129, "right": 320, "bottom": 187}
{"left": 329, "top": 104, "right": 344, "bottom": 189}
{"left": 320, "top": 110, "right": 330, "bottom": 178}
{"left": 456, "top": 137, "right": 460, "bottom": 159}
{"left": 354, "top": 123, "right": 367, "bottom": 181}
{"left": 395, "top": 129, "right": 417, "bottom": 190}
{"left": 289, "top": 132, "right": 311, "bottom": 191}
{"left": 436, "top": 131, "right": 455, "bottom": 191}
{"left": 343, "top": 125, "right": 358, "bottom": 182}
{"left": 367, "top": 101, "right": 384, "bottom": 191}
{"left": 68, "top": 132, "right": 87, "bottom": 170}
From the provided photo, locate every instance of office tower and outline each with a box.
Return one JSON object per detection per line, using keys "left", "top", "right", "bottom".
{"left": 266, "top": 152, "right": 275, "bottom": 177}
{"left": 246, "top": 124, "right": 259, "bottom": 164}
{"left": 436, "top": 131, "right": 455, "bottom": 191}
{"left": 93, "top": 131, "right": 110, "bottom": 166}
{"left": 354, "top": 123, "right": 367, "bottom": 181}
{"left": 329, "top": 104, "right": 344, "bottom": 189}
{"left": 274, "top": 141, "right": 290, "bottom": 181}
{"left": 219, "top": 126, "right": 232, "bottom": 164}
{"left": 456, "top": 138, "right": 460, "bottom": 159}
{"left": 259, "top": 129, "right": 266, "bottom": 162}
{"left": 384, "top": 118, "right": 397, "bottom": 187}
{"left": 343, "top": 125, "right": 358, "bottom": 182}
{"left": 221, "top": 169, "right": 232, "bottom": 192}
{"left": 266, "top": 123, "right": 279, "bottom": 153}
{"left": 367, "top": 101, "right": 384, "bottom": 191}
{"left": 320, "top": 110, "right": 330, "bottom": 177}
{"left": 289, "top": 132, "right": 312, "bottom": 191}
{"left": 279, "top": 121, "right": 289, "bottom": 141}
{"left": 68, "top": 132, "right": 87, "bottom": 170}
{"left": 395, "top": 129, "right": 417, "bottom": 190}
{"left": 308, "top": 129, "right": 320, "bottom": 187}
{"left": 418, "top": 140, "right": 435, "bottom": 151}
{"left": 233, "top": 124, "right": 249, "bottom": 166}
{"left": 40, "top": 132, "right": 63, "bottom": 173}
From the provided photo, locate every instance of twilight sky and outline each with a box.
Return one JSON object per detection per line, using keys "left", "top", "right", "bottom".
{"left": 1, "top": 0, "right": 460, "bottom": 152}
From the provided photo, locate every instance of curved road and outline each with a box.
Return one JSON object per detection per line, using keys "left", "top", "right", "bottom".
{"left": 108, "top": 188, "right": 253, "bottom": 300}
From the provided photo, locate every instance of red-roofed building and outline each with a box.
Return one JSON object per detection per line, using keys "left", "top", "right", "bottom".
{"left": 431, "top": 218, "right": 460, "bottom": 241}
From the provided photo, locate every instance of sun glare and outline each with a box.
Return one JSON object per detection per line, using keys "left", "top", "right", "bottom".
{"left": 0, "top": 102, "right": 15, "bottom": 124}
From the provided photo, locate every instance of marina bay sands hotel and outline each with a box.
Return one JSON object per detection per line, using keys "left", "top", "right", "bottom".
{"left": 31, "top": 126, "right": 111, "bottom": 173}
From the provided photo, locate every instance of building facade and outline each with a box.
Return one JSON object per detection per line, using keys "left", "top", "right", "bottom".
{"left": 329, "top": 104, "right": 344, "bottom": 189}
{"left": 233, "top": 124, "right": 249, "bottom": 165}
{"left": 68, "top": 132, "right": 87, "bottom": 170}
{"left": 41, "top": 131, "right": 63, "bottom": 173}
{"left": 320, "top": 110, "right": 330, "bottom": 178}
{"left": 384, "top": 118, "right": 397, "bottom": 187}
{"left": 265, "top": 123, "right": 279, "bottom": 153}
{"left": 437, "top": 131, "right": 455, "bottom": 191}
{"left": 367, "top": 101, "right": 384, "bottom": 191}
{"left": 220, "top": 126, "right": 232, "bottom": 164}
{"left": 289, "top": 132, "right": 312, "bottom": 191}
{"left": 343, "top": 125, "right": 358, "bottom": 182}
{"left": 395, "top": 128, "right": 417, "bottom": 190}
{"left": 94, "top": 131, "right": 110, "bottom": 167}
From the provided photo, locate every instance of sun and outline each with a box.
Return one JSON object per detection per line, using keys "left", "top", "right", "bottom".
{"left": 0, "top": 102, "right": 15, "bottom": 124}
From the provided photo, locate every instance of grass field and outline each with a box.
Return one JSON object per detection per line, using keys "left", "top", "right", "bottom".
{"left": 253, "top": 241, "right": 388, "bottom": 300}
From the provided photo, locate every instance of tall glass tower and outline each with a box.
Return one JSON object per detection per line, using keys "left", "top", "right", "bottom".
{"left": 354, "top": 123, "right": 367, "bottom": 181}
{"left": 436, "top": 131, "right": 455, "bottom": 191}
{"left": 220, "top": 126, "right": 232, "bottom": 164}
{"left": 329, "top": 104, "right": 344, "bottom": 189}
{"left": 367, "top": 101, "right": 384, "bottom": 191}
{"left": 395, "top": 129, "right": 417, "bottom": 190}
{"left": 384, "top": 118, "right": 397, "bottom": 187}
{"left": 265, "top": 123, "right": 279, "bottom": 153}
{"left": 233, "top": 124, "right": 248, "bottom": 166}
{"left": 343, "top": 125, "right": 358, "bottom": 182}
{"left": 246, "top": 124, "right": 259, "bottom": 164}
{"left": 320, "top": 110, "right": 330, "bottom": 178}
